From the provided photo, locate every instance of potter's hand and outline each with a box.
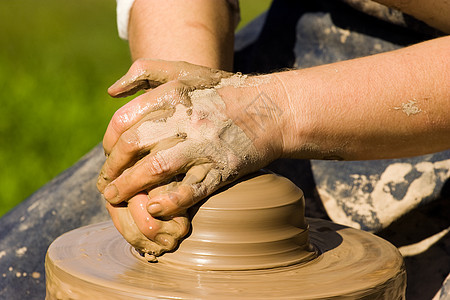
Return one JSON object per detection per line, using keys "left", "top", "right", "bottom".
{"left": 97, "top": 59, "right": 233, "bottom": 254}
{"left": 98, "top": 59, "right": 282, "bottom": 220}
{"left": 105, "top": 193, "right": 189, "bottom": 257}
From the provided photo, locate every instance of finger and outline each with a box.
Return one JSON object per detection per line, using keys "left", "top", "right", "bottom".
{"left": 108, "top": 59, "right": 172, "bottom": 98}
{"left": 160, "top": 215, "right": 190, "bottom": 238}
{"left": 127, "top": 193, "right": 162, "bottom": 240}
{"left": 128, "top": 194, "right": 189, "bottom": 248}
{"left": 97, "top": 122, "right": 186, "bottom": 192}
{"left": 103, "top": 81, "right": 188, "bottom": 155}
{"left": 105, "top": 202, "right": 124, "bottom": 234}
{"left": 108, "top": 59, "right": 230, "bottom": 98}
{"left": 107, "top": 194, "right": 189, "bottom": 253}
{"left": 105, "top": 199, "right": 166, "bottom": 255}
{"left": 152, "top": 216, "right": 190, "bottom": 250}
{"left": 147, "top": 165, "right": 222, "bottom": 217}
{"left": 103, "top": 143, "right": 197, "bottom": 205}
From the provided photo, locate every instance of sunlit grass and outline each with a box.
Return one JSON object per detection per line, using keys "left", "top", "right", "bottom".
{"left": 237, "top": 0, "right": 272, "bottom": 31}
{"left": 0, "top": 0, "right": 131, "bottom": 216}
{"left": 0, "top": 0, "right": 271, "bottom": 217}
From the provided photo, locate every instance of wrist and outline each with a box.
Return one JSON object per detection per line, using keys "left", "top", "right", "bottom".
{"left": 270, "top": 71, "right": 318, "bottom": 160}
{"left": 215, "top": 74, "right": 286, "bottom": 162}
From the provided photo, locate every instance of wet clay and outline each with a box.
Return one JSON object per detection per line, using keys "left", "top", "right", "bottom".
{"left": 46, "top": 172, "right": 406, "bottom": 299}
{"left": 158, "top": 172, "right": 316, "bottom": 270}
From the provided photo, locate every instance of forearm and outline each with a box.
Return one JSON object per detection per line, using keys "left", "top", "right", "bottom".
{"left": 128, "top": 0, "right": 235, "bottom": 70}
{"left": 277, "top": 36, "right": 450, "bottom": 160}
{"left": 374, "top": 0, "right": 450, "bottom": 33}
{"left": 218, "top": 37, "right": 449, "bottom": 161}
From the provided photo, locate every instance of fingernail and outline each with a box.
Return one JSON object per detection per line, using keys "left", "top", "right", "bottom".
{"left": 104, "top": 184, "right": 119, "bottom": 202}
{"left": 147, "top": 203, "right": 163, "bottom": 216}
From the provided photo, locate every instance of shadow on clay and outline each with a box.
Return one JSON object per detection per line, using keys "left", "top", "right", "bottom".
{"left": 308, "top": 220, "right": 345, "bottom": 254}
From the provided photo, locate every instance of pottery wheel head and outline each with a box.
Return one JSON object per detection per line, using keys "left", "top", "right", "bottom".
{"left": 46, "top": 171, "right": 406, "bottom": 299}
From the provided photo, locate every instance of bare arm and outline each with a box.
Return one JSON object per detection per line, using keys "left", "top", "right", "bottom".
{"left": 98, "top": 3, "right": 449, "bottom": 225}
{"left": 127, "top": 0, "right": 235, "bottom": 70}
{"left": 217, "top": 36, "right": 450, "bottom": 161}
{"left": 374, "top": 0, "right": 450, "bottom": 33}
{"left": 98, "top": 36, "right": 449, "bottom": 219}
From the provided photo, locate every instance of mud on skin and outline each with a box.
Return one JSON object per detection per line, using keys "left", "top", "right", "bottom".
{"left": 97, "top": 60, "right": 280, "bottom": 255}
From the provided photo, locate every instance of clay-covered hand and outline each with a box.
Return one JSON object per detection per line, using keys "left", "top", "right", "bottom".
{"left": 105, "top": 192, "right": 189, "bottom": 257}
{"left": 97, "top": 59, "right": 283, "bottom": 253}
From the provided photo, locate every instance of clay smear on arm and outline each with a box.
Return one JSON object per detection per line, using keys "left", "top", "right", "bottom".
{"left": 393, "top": 99, "right": 422, "bottom": 116}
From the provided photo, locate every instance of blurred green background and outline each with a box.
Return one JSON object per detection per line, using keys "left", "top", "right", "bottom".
{"left": 0, "top": 0, "right": 271, "bottom": 217}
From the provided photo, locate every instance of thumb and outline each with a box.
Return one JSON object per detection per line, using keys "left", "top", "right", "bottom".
{"left": 108, "top": 59, "right": 232, "bottom": 98}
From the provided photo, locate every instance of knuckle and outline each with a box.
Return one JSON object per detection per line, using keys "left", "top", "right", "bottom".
{"left": 97, "top": 165, "right": 112, "bottom": 189}
{"left": 110, "top": 111, "right": 129, "bottom": 134}
{"left": 155, "top": 234, "right": 176, "bottom": 249}
{"left": 174, "top": 185, "right": 196, "bottom": 209}
{"left": 168, "top": 80, "right": 184, "bottom": 91}
{"left": 143, "top": 152, "right": 170, "bottom": 176}
{"left": 132, "top": 58, "right": 150, "bottom": 75}
{"left": 96, "top": 175, "right": 106, "bottom": 191}
{"left": 118, "top": 131, "right": 140, "bottom": 155}
{"left": 172, "top": 217, "right": 190, "bottom": 238}
{"left": 116, "top": 169, "right": 133, "bottom": 191}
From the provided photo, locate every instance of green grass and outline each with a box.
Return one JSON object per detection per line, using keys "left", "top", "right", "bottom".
{"left": 237, "top": 0, "right": 272, "bottom": 31}
{"left": 0, "top": 0, "right": 271, "bottom": 217}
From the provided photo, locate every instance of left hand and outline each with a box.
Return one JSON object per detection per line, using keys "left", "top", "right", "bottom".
{"left": 105, "top": 192, "right": 189, "bottom": 257}
{"left": 97, "top": 59, "right": 283, "bottom": 254}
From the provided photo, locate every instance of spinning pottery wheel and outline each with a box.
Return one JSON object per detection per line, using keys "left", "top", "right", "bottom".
{"left": 45, "top": 172, "right": 406, "bottom": 299}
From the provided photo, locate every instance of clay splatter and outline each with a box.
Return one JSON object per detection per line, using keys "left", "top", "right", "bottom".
{"left": 394, "top": 99, "right": 422, "bottom": 116}
{"left": 15, "top": 247, "right": 27, "bottom": 257}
